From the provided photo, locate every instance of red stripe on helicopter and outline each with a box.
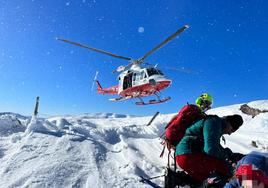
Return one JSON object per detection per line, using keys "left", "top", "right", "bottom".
{"left": 120, "top": 80, "right": 171, "bottom": 97}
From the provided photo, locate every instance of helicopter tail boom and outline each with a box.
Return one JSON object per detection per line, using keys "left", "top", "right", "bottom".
{"left": 96, "top": 80, "right": 118, "bottom": 95}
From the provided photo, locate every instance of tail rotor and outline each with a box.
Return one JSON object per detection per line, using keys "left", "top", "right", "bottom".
{"left": 91, "top": 71, "right": 99, "bottom": 91}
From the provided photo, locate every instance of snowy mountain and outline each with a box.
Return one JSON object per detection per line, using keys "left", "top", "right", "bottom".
{"left": 0, "top": 100, "right": 268, "bottom": 188}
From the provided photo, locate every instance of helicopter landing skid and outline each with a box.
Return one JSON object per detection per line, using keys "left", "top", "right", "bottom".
{"left": 109, "top": 96, "right": 132, "bottom": 102}
{"left": 135, "top": 96, "right": 171, "bottom": 105}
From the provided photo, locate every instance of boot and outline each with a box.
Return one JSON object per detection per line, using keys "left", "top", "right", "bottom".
{"left": 164, "top": 168, "right": 198, "bottom": 188}
{"left": 202, "top": 171, "right": 228, "bottom": 188}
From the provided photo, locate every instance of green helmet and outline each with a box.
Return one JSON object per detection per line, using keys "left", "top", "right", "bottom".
{"left": 195, "top": 93, "right": 213, "bottom": 111}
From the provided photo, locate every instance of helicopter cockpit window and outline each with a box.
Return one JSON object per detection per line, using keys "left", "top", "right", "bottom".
{"left": 147, "top": 68, "right": 164, "bottom": 76}
{"left": 157, "top": 69, "right": 164, "bottom": 75}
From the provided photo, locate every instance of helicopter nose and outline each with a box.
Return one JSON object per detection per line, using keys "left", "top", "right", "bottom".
{"left": 156, "top": 79, "right": 172, "bottom": 90}
{"left": 165, "top": 79, "right": 172, "bottom": 87}
{"left": 164, "top": 79, "right": 172, "bottom": 86}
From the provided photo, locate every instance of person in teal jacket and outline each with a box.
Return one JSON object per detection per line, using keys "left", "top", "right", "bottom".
{"left": 176, "top": 114, "right": 244, "bottom": 186}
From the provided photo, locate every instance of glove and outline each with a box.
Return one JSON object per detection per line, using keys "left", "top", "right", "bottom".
{"left": 224, "top": 149, "right": 245, "bottom": 171}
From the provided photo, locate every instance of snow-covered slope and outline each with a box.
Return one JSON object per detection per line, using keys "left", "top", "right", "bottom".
{"left": 0, "top": 101, "right": 268, "bottom": 188}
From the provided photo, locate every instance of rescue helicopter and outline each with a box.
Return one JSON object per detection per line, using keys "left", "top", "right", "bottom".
{"left": 57, "top": 25, "right": 189, "bottom": 105}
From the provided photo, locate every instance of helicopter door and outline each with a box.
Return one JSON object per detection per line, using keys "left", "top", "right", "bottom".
{"left": 123, "top": 72, "right": 133, "bottom": 90}
{"left": 132, "top": 72, "right": 140, "bottom": 86}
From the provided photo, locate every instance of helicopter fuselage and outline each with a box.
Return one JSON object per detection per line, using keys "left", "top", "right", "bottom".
{"left": 119, "top": 69, "right": 171, "bottom": 97}
{"left": 115, "top": 65, "right": 171, "bottom": 98}
{"left": 97, "top": 65, "right": 171, "bottom": 99}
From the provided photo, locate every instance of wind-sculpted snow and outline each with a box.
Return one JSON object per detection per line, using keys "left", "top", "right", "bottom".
{"left": 0, "top": 101, "right": 268, "bottom": 187}
{"left": 0, "top": 112, "right": 30, "bottom": 120}
{"left": 0, "top": 114, "right": 27, "bottom": 136}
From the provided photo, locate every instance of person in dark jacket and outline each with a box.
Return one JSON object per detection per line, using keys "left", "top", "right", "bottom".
{"left": 175, "top": 114, "right": 244, "bottom": 184}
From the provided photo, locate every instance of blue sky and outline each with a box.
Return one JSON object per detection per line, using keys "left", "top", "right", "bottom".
{"left": 0, "top": 0, "right": 267, "bottom": 116}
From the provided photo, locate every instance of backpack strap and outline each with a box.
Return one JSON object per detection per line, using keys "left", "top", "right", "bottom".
{"left": 173, "top": 148, "right": 177, "bottom": 172}
{"left": 160, "top": 139, "right": 177, "bottom": 171}
{"left": 159, "top": 140, "right": 166, "bottom": 158}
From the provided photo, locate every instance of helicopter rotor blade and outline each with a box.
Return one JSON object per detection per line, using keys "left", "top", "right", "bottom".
{"left": 138, "top": 25, "right": 189, "bottom": 63}
{"left": 56, "top": 38, "right": 132, "bottom": 61}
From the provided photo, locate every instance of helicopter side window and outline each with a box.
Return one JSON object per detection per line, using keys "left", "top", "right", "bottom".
{"left": 133, "top": 73, "right": 140, "bottom": 86}
{"left": 140, "top": 71, "right": 144, "bottom": 80}
{"left": 133, "top": 73, "right": 137, "bottom": 81}
{"left": 147, "top": 68, "right": 163, "bottom": 76}
{"left": 136, "top": 73, "right": 141, "bottom": 81}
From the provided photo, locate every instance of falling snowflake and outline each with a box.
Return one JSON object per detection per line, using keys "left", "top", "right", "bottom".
{"left": 208, "top": 22, "right": 214, "bottom": 26}
{"left": 138, "top": 27, "right": 144, "bottom": 33}
{"left": 66, "top": 2, "right": 70, "bottom": 6}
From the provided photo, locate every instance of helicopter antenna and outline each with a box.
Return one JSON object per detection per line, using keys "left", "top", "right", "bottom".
{"left": 91, "top": 71, "right": 99, "bottom": 91}
{"left": 56, "top": 38, "right": 132, "bottom": 61}
{"left": 138, "top": 25, "right": 189, "bottom": 63}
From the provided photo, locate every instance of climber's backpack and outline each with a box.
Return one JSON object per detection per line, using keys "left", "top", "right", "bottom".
{"left": 165, "top": 104, "right": 205, "bottom": 149}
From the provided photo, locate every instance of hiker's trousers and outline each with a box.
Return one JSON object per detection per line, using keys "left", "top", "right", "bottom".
{"left": 176, "top": 153, "right": 231, "bottom": 182}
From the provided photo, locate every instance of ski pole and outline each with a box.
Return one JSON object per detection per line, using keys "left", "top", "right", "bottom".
{"left": 139, "top": 174, "right": 165, "bottom": 182}
{"left": 146, "top": 111, "right": 160, "bottom": 126}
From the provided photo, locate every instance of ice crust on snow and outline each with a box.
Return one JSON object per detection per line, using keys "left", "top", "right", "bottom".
{"left": 0, "top": 101, "right": 267, "bottom": 187}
